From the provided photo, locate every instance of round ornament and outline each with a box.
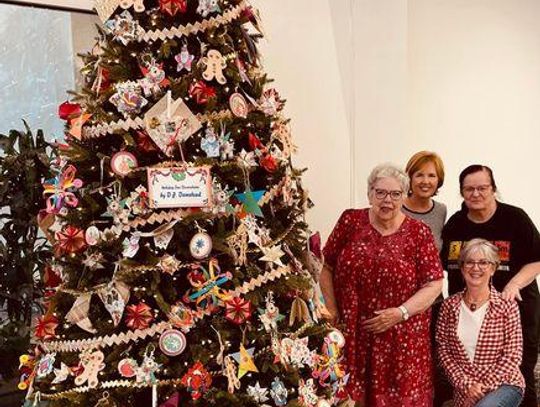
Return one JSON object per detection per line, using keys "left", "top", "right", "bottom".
{"left": 229, "top": 93, "right": 248, "bottom": 118}
{"left": 189, "top": 232, "right": 212, "bottom": 259}
{"left": 327, "top": 330, "right": 345, "bottom": 348}
{"left": 85, "top": 226, "right": 101, "bottom": 246}
{"left": 117, "top": 358, "right": 138, "bottom": 378}
{"left": 159, "top": 329, "right": 187, "bottom": 356}
{"left": 111, "top": 151, "right": 138, "bottom": 177}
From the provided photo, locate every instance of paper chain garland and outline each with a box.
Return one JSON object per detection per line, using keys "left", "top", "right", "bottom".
{"left": 138, "top": 1, "right": 249, "bottom": 43}
{"left": 83, "top": 109, "right": 232, "bottom": 139}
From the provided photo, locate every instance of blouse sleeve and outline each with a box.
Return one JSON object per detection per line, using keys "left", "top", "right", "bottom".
{"left": 435, "top": 299, "right": 475, "bottom": 391}
{"left": 482, "top": 300, "right": 523, "bottom": 388}
{"left": 322, "top": 209, "right": 354, "bottom": 270}
{"left": 415, "top": 223, "right": 444, "bottom": 286}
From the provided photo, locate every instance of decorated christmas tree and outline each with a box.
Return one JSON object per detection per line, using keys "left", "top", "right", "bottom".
{"left": 20, "top": 1, "right": 348, "bottom": 406}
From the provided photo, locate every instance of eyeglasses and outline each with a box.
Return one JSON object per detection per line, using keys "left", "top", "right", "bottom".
{"left": 372, "top": 188, "right": 403, "bottom": 201}
{"left": 462, "top": 185, "right": 492, "bottom": 196}
{"left": 462, "top": 260, "right": 495, "bottom": 270}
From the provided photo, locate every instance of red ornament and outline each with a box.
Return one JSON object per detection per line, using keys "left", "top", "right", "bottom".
{"left": 189, "top": 81, "right": 216, "bottom": 104}
{"left": 58, "top": 101, "right": 82, "bottom": 121}
{"left": 225, "top": 297, "right": 252, "bottom": 325}
{"left": 54, "top": 226, "right": 87, "bottom": 256}
{"left": 260, "top": 154, "right": 277, "bottom": 173}
{"left": 181, "top": 361, "right": 212, "bottom": 400}
{"left": 43, "top": 265, "right": 62, "bottom": 289}
{"left": 125, "top": 302, "right": 154, "bottom": 330}
{"left": 248, "top": 133, "right": 265, "bottom": 152}
{"left": 135, "top": 130, "right": 158, "bottom": 153}
{"left": 34, "top": 314, "right": 58, "bottom": 340}
{"left": 159, "top": 0, "right": 187, "bottom": 16}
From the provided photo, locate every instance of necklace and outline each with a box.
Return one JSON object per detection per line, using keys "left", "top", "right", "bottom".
{"left": 465, "top": 292, "right": 490, "bottom": 311}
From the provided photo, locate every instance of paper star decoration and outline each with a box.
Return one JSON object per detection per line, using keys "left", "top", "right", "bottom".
{"left": 247, "top": 381, "right": 269, "bottom": 403}
{"left": 51, "top": 362, "right": 71, "bottom": 384}
{"left": 235, "top": 189, "right": 265, "bottom": 217}
{"left": 231, "top": 344, "right": 258, "bottom": 378}
{"left": 259, "top": 245, "right": 285, "bottom": 267}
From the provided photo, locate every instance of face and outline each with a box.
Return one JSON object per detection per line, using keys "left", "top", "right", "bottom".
{"left": 461, "top": 249, "right": 496, "bottom": 290}
{"left": 410, "top": 161, "right": 439, "bottom": 199}
{"left": 368, "top": 177, "right": 404, "bottom": 222}
{"left": 461, "top": 170, "right": 496, "bottom": 212}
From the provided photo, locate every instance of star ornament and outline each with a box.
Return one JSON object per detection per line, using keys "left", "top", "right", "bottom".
{"left": 231, "top": 344, "right": 258, "bottom": 378}
{"left": 259, "top": 245, "right": 285, "bottom": 267}
{"left": 235, "top": 189, "right": 265, "bottom": 218}
{"left": 160, "top": 0, "right": 187, "bottom": 16}
{"left": 51, "top": 362, "right": 71, "bottom": 384}
{"left": 175, "top": 43, "right": 195, "bottom": 72}
{"left": 247, "top": 381, "right": 269, "bottom": 403}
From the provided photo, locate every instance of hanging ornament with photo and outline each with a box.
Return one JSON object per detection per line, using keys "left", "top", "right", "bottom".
{"left": 229, "top": 92, "right": 249, "bottom": 118}
{"left": 111, "top": 151, "right": 138, "bottom": 177}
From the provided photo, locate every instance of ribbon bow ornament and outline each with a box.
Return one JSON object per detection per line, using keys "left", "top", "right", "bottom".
{"left": 42, "top": 165, "right": 83, "bottom": 214}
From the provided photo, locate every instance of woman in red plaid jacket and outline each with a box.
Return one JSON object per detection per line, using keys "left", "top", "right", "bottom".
{"left": 436, "top": 239, "right": 525, "bottom": 407}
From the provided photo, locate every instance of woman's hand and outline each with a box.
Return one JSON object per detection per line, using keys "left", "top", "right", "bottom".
{"left": 465, "top": 382, "right": 485, "bottom": 404}
{"left": 362, "top": 308, "right": 403, "bottom": 334}
{"left": 325, "top": 306, "right": 340, "bottom": 325}
{"left": 502, "top": 281, "right": 523, "bottom": 301}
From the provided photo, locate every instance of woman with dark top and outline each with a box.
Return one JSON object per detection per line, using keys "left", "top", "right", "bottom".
{"left": 320, "top": 163, "right": 443, "bottom": 406}
{"left": 441, "top": 164, "right": 540, "bottom": 406}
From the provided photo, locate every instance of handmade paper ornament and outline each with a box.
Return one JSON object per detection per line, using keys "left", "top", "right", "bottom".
{"left": 159, "top": 254, "right": 181, "bottom": 275}
{"left": 289, "top": 294, "right": 312, "bottom": 327}
{"left": 43, "top": 264, "right": 63, "bottom": 289}
{"left": 139, "top": 60, "right": 170, "bottom": 97}
{"left": 136, "top": 347, "right": 161, "bottom": 384}
{"left": 52, "top": 362, "right": 71, "bottom": 384}
{"left": 196, "top": 0, "right": 220, "bottom": 17}
{"left": 82, "top": 252, "right": 106, "bottom": 270}
{"left": 219, "top": 130, "right": 235, "bottom": 160}
{"left": 234, "top": 189, "right": 265, "bottom": 217}
{"left": 104, "top": 11, "right": 143, "bottom": 45}
{"left": 42, "top": 164, "right": 83, "bottom": 214}
{"left": 125, "top": 302, "right": 154, "bottom": 329}
{"left": 298, "top": 379, "right": 319, "bottom": 407}
{"left": 34, "top": 314, "right": 58, "bottom": 340}
{"left": 122, "top": 234, "right": 140, "bottom": 258}
{"left": 125, "top": 185, "right": 149, "bottom": 215}
{"left": 259, "top": 245, "right": 285, "bottom": 267}
{"left": 247, "top": 381, "right": 269, "bottom": 403}
{"left": 189, "top": 80, "right": 216, "bottom": 104}
{"left": 85, "top": 226, "right": 101, "bottom": 246}
{"left": 98, "top": 281, "right": 130, "bottom": 326}
{"left": 279, "top": 337, "right": 314, "bottom": 369}
{"left": 168, "top": 302, "right": 196, "bottom": 331}
{"left": 118, "top": 358, "right": 138, "bottom": 378}
{"left": 17, "top": 354, "right": 36, "bottom": 391}
{"left": 224, "top": 297, "right": 252, "bottom": 325}
{"left": 160, "top": 0, "right": 187, "bottom": 15}
{"left": 184, "top": 259, "right": 232, "bottom": 312}
{"left": 212, "top": 181, "right": 235, "bottom": 215}
{"left": 260, "top": 153, "right": 278, "bottom": 173}
{"left": 160, "top": 392, "right": 180, "bottom": 407}
{"left": 231, "top": 344, "right": 258, "bottom": 378}
{"left": 243, "top": 216, "right": 270, "bottom": 247}
{"left": 144, "top": 92, "right": 202, "bottom": 156}
{"left": 111, "top": 151, "right": 138, "bottom": 176}
{"left": 120, "top": 0, "right": 145, "bottom": 13}
{"left": 234, "top": 57, "right": 251, "bottom": 84}
{"left": 109, "top": 81, "right": 148, "bottom": 117}
{"left": 181, "top": 361, "right": 212, "bottom": 400}
{"left": 55, "top": 225, "right": 87, "bottom": 255}
{"left": 135, "top": 130, "right": 158, "bottom": 153}
{"left": 259, "top": 88, "right": 285, "bottom": 116}
{"left": 270, "top": 377, "right": 288, "bottom": 406}
{"left": 200, "top": 127, "right": 221, "bottom": 157}
{"left": 74, "top": 350, "right": 106, "bottom": 388}
{"left": 258, "top": 291, "right": 285, "bottom": 332}
{"left": 159, "top": 329, "right": 187, "bottom": 356}
{"left": 202, "top": 49, "right": 227, "bottom": 84}
{"left": 189, "top": 231, "right": 212, "bottom": 259}
{"left": 237, "top": 149, "right": 257, "bottom": 168}
{"left": 94, "top": 0, "right": 121, "bottom": 22}
{"left": 66, "top": 293, "right": 97, "bottom": 333}
{"left": 36, "top": 353, "right": 56, "bottom": 378}
{"left": 69, "top": 112, "right": 92, "bottom": 140}
{"left": 223, "top": 355, "right": 241, "bottom": 394}
{"left": 312, "top": 330, "right": 346, "bottom": 387}
{"left": 175, "top": 43, "right": 195, "bottom": 72}
{"left": 154, "top": 227, "right": 174, "bottom": 249}
{"left": 229, "top": 92, "right": 248, "bottom": 118}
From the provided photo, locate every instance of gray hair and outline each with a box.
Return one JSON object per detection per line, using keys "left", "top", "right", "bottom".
{"left": 367, "top": 163, "right": 410, "bottom": 194}
{"left": 459, "top": 238, "right": 500, "bottom": 266}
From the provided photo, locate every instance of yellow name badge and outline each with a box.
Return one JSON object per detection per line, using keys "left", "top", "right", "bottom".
{"left": 448, "top": 241, "right": 463, "bottom": 261}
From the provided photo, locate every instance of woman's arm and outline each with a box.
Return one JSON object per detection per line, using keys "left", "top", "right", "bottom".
{"left": 363, "top": 278, "right": 443, "bottom": 333}
{"left": 319, "top": 263, "right": 339, "bottom": 323}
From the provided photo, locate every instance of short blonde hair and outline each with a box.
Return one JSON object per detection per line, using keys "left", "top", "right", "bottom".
{"left": 459, "top": 238, "right": 500, "bottom": 267}
{"left": 367, "top": 163, "right": 409, "bottom": 194}
{"left": 405, "top": 151, "right": 445, "bottom": 190}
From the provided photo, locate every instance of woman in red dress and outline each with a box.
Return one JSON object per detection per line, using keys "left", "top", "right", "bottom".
{"left": 320, "top": 164, "right": 444, "bottom": 406}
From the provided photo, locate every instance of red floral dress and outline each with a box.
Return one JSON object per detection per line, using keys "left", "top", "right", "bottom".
{"left": 323, "top": 209, "right": 443, "bottom": 406}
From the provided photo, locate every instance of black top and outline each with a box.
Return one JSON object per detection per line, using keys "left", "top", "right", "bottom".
{"left": 441, "top": 202, "right": 540, "bottom": 302}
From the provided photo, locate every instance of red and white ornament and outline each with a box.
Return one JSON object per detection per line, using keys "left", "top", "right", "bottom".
{"left": 118, "top": 358, "right": 138, "bottom": 378}
{"left": 85, "top": 226, "right": 101, "bottom": 246}
{"left": 111, "top": 151, "right": 138, "bottom": 177}
{"left": 229, "top": 93, "right": 249, "bottom": 118}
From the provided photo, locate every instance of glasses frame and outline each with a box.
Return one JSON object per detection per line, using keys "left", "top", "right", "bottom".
{"left": 371, "top": 188, "right": 404, "bottom": 201}
{"left": 462, "top": 259, "right": 496, "bottom": 270}
{"left": 462, "top": 184, "right": 492, "bottom": 196}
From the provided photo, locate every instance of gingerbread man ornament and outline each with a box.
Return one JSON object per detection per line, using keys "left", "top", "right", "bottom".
{"left": 120, "top": 0, "right": 145, "bottom": 13}
{"left": 202, "top": 50, "right": 227, "bottom": 84}
{"left": 74, "top": 350, "right": 106, "bottom": 388}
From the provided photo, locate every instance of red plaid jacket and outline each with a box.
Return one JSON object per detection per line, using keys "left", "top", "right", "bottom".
{"left": 435, "top": 287, "right": 525, "bottom": 407}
